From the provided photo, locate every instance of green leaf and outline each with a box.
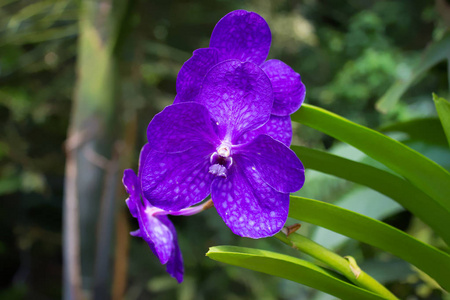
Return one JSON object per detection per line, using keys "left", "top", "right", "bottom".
{"left": 274, "top": 232, "right": 398, "bottom": 300}
{"left": 291, "top": 145, "right": 450, "bottom": 245}
{"left": 375, "top": 33, "right": 450, "bottom": 113}
{"left": 433, "top": 94, "right": 450, "bottom": 148}
{"left": 291, "top": 104, "right": 450, "bottom": 214}
{"left": 207, "top": 246, "right": 386, "bottom": 300}
{"left": 311, "top": 188, "right": 403, "bottom": 250}
{"left": 289, "top": 196, "right": 450, "bottom": 291}
{"left": 379, "top": 117, "right": 448, "bottom": 146}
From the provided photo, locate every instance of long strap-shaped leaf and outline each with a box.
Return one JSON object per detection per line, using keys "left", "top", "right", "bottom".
{"left": 289, "top": 196, "right": 450, "bottom": 291}
{"left": 291, "top": 145, "right": 450, "bottom": 245}
{"left": 207, "top": 246, "right": 387, "bottom": 300}
{"left": 292, "top": 104, "right": 450, "bottom": 213}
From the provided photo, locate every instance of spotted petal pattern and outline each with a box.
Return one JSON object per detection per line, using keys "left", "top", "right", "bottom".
{"left": 141, "top": 144, "right": 215, "bottom": 211}
{"left": 198, "top": 60, "right": 272, "bottom": 142}
{"left": 234, "top": 134, "right": 305, "bottom": 193}
{"left": 210, "top": 10, "right": 271, "bottom": 65}
{"left": 211, "top": 163, "right": 289, "bottom": 238}
{"left": 147, "top": 103, "right": 220, "bottom": 153}
{"left": 236, "top": 115, "right": 293, "bottom": 146}
{"left": 131, "top": 214, "right": 174, "bottom": 265}
{"left": 175, "top": 48, "right": 219, "bottom": 104}
{"left": 261, "top": 59, "right": 306, "bottom": 116}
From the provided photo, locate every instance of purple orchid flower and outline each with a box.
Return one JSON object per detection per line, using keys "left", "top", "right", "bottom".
{"left": 141, "top": 60, "right": 305, "bottom": 239}
{"left": 123, "top": 144, "right": 184, "bottom": 282}
{"left": 174, "top": 10, "right": 306, "bottom": 146}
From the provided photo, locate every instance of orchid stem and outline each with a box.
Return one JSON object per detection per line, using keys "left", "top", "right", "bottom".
{"left": 275, "top": 229, "right": 398, "bottom": 300}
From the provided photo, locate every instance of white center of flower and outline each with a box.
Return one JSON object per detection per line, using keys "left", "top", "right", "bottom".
{"left": 217, "top": 142, "right": 231, "bottom": 157}
{"left": 209, "top": 142, "right": 233, "bottom": 178}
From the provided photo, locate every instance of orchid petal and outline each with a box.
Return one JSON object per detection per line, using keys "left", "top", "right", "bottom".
{"left": 162, "top": 218, "right": 184, "bottom": 283}
{"left": 123, "top": 169, "right": 139, "bottom": 218}
{"left": 210, "top": 10, "right": 271, "bottom": 65}
{"left": 138, "top": 144, "right": 151, "bottom": 179}
{"left": 139, "top": 214, "right": 174, "bottom": 265}
{"left": 174, "top": 48, "right": 219, "bottom": 104}
{"left": 198, "top": 60, "right": 272, "bottom": 142}
{"left": 166, "top": 239, "right": 184, "bottom": 283}
{"left": 141, "top": 145, "right": 215, "bottom": 211}
{"left": 234, "top": 134, "right": 304, "bottom": 193}
{"left": 236, "top": 115, "right": 292, "bottom": 146}
{"left": 261, "top": 59, "right": 306, "bottom": 116}
{"left": 147, "top": 103, "right": 220, "bottom": 153}
{"left": 123, "top": 169, "right": 139, "bottom": 200}
{"left": 211, "top": 164, "right": 289, "bottom": 238}
{"left": 125, "top": 197, "right": 138, "bottom": 219}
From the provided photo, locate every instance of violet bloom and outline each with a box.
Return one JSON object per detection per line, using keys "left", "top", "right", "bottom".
{"left": 123, "top": 145, "right": 183, "bottom": 283}
{"left": 175, "top": 10, "right": 305, "bottom": 146}
{"left": 141, "top": 60, "right": 305, "bottom": 238}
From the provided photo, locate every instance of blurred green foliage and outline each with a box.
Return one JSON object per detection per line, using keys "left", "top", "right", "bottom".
{"left": 1, "top": 0, "right": 449, "bottom": 299}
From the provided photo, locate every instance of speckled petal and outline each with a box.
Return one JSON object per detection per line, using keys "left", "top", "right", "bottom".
{"left": 210, "top": 10, "right": 271, "bottom": 65}
{"left": 234, "top": 134, "right": 304, "bottom": 193}
{"left": 198, "top": 60, "right": 272, "bottom": 142}
{"left": 138, "top": 214, "right": 174, "bottom": 265}
{"left": 147, "top": 102, "right": 220, "bottom": 153}
{"left": 236, "top": 115, "right": 292, "bottom": 146}
{"left": 162, "top": 218, "right": 184, "bottom": 283}
{"left": 261, "top": 59, "right": 305, "bottom": 116}
{"left": 211, "top": 164, "right": 289, "bottom": 238}
{"left": 141, "top": 145, "right": 215, "bottom": 211}
{"left": 174, "top": 48, "right": 219, "bottom": 104}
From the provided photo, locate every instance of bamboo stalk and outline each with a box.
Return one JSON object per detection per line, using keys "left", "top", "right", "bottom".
{"left": 63, "top": 0, "right": 122, "bottom": 298}
{"left": 62, "top": 134, "right": 83, "bottom": 300}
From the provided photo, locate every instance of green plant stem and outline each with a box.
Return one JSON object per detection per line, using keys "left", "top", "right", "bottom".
{"left": 275, "top": 231, "right": 398, "bottom": 300}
